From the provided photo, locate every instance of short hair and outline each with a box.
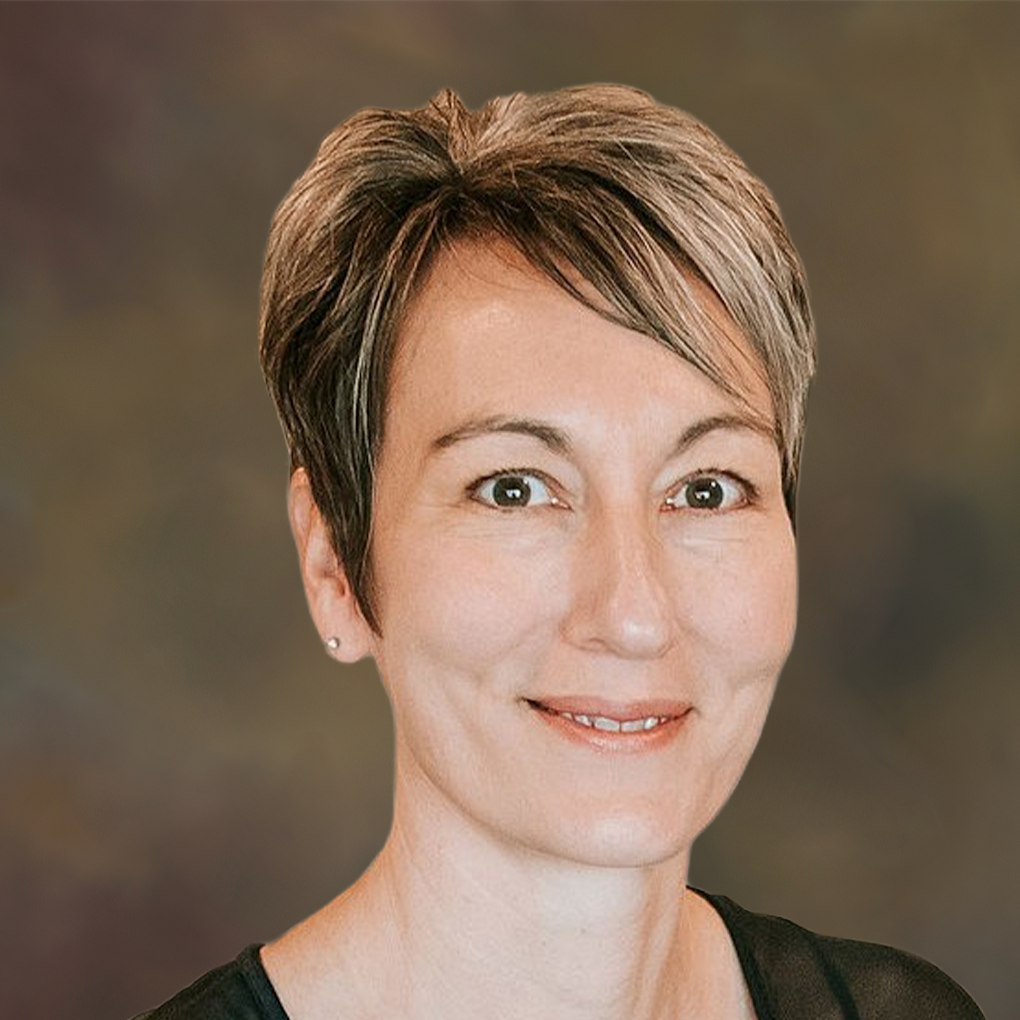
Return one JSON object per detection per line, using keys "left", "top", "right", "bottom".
{"left": 259, "top": 84, "right": 817, "bottom": 633}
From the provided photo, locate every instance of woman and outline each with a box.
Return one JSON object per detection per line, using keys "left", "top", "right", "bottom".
{"left": 137, "top": 85, "right": 984, "bottom": 1020}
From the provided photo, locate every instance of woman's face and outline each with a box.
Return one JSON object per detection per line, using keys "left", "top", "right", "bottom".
{"left": 366, "top": 242, "right": 797, "bottom": 869}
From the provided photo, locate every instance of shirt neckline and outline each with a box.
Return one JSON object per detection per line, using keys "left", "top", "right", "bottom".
{"left": 241, "top": 891, "right": 773, "bottom": 1020}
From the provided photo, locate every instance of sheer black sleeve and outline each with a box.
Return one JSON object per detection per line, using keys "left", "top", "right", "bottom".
{"left": 702, "top": 892, "right": 986, "bottom": 1020}
{"left": 131, "top": 945, "right": 288, "bottom": 1020}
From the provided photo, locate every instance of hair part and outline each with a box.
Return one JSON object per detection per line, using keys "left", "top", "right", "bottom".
{"left": 260, "top": 84, "right": 817, "bottom": 633}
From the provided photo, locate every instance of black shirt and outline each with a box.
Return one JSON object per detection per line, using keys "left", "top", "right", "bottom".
{"left": 133, "top": 892, "right": 985, "bottom": 1019}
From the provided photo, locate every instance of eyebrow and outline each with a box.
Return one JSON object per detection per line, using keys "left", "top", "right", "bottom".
{"left": 429, "top": 412, "right": 777, "bottom": 459}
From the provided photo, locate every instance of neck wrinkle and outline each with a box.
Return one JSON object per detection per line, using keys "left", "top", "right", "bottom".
{"left": 349, "top": 770, "right": 709, "bottom": 1020}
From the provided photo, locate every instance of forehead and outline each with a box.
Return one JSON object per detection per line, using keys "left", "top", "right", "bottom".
{"left": 389, "top": 240, "right": 773, "bottom": 432}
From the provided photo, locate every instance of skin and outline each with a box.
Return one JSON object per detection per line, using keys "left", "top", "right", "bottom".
{"left": 268, "top": 241, "right": 798, "bottom": 1020}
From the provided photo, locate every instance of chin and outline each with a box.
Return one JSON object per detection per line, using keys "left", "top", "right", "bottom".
{"left": 539, "top": 806, "right": 696, "bottom": 871}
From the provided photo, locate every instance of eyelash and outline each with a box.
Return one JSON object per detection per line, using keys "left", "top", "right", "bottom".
{"left": 467, "top": 467, "right": 759, "bottom": 511}
{"left": 468, "top": 467, "right": 564, "bottom": 510}
{"left": 666, "top": 466, "right": 759, "bottom": 512}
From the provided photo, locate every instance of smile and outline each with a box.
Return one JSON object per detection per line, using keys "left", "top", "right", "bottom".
{"left": 525, "top": 698, "right": 690, "bottom": 747}
{"left": 551, "top": 710, "right": 669, "bottom": 733}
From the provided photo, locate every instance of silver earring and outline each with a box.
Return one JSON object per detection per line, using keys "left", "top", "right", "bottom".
{"left": 325, "top": 636, "right": 340, "bottom": 651}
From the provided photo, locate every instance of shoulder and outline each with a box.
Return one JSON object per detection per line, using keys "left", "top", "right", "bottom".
{"left": 814, "top": 931, "right": 984, "bottom": 1020}
{"left": 132, "top": 945, "right": 290, "bottom": 1020}
{"left": 699, "top": 891, "right": 985, "bottom": 1020}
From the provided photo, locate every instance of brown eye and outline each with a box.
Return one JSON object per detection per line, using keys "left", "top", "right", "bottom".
{"left": 492, "top": 475, "right": 531, "bottom": 507}
{"left": 666, "top": 474, "right": 744, "bottom": 512}
{"left": 474, "top": 472, "right": 557, "bottom": 509}
{"left": 686, "top": 477, "right": 724, "bottom": 509}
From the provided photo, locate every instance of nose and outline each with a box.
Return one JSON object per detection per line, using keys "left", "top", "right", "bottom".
{"left": 561, "top": 502, "right": 676, "bottom": 660}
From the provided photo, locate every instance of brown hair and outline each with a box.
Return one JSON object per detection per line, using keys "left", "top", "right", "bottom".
{"left": 260, "top": 84, "right": 816, "bottom": 632}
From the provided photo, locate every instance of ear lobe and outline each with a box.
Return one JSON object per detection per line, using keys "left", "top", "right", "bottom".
{"left": 287, "top": 468, "right": 375, "bottom": 663}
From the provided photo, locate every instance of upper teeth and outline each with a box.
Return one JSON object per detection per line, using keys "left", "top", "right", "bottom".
{"left": 558, "top": 711, "right": 667, "bottom": 733}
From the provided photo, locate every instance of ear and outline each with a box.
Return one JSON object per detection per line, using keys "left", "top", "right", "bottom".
{"left": 287, "top": 468, "right": 376, "bottom": 663}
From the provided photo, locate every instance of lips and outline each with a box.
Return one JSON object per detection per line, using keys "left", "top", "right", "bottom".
{"left": 525, "top": 696, "right": 691, "bottom": 745}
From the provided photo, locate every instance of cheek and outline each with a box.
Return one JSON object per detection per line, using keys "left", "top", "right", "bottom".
{"left": 672, "top": 531, "right": 797, "bottom": 831}
{"left": 375, "top": 530, "right": 570, "bottom": 676}
{"left": 679, "top": 524, "right": 798, "bottom": 692}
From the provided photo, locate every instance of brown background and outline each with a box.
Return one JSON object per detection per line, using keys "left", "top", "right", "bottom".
{"left": 0, "top": 3, "right": 1017, "bottom": 1017}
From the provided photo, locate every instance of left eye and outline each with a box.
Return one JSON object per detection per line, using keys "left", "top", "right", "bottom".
{"left": 473, "top": 472, "right": 557, "bottom": 509}
{"left": 666, "top": 474, "right": 746, "bottom": 511}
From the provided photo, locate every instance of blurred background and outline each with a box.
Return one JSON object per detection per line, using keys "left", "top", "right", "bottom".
{"left": 0, "top": 3, "right": 1017, "bottom": 1017}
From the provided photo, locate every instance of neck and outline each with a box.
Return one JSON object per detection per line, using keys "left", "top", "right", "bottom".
{"left": 393, "top": 807, "right": 689, "bottom": 1017}
{"left": 267, "top": 760, "right": 750, "bottom": 1020}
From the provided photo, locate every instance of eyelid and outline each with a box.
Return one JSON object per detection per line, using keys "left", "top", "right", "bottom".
{"left": 465, "top": 466, "right": 758, "bottom": 511}
{"left": 468, "top": 467, "right": 567, "bottom": 509}
{"left": 664, "top": 468, "right": 758, "bottom": 511}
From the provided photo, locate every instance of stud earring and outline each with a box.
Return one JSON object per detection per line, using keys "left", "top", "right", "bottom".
{"left": 325, "top": 637, "right": 340, "bottom": 651}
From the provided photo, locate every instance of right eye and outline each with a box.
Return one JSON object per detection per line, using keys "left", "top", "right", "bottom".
{"left": 471, "top": 472, "right": 559, "bottom": 509}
